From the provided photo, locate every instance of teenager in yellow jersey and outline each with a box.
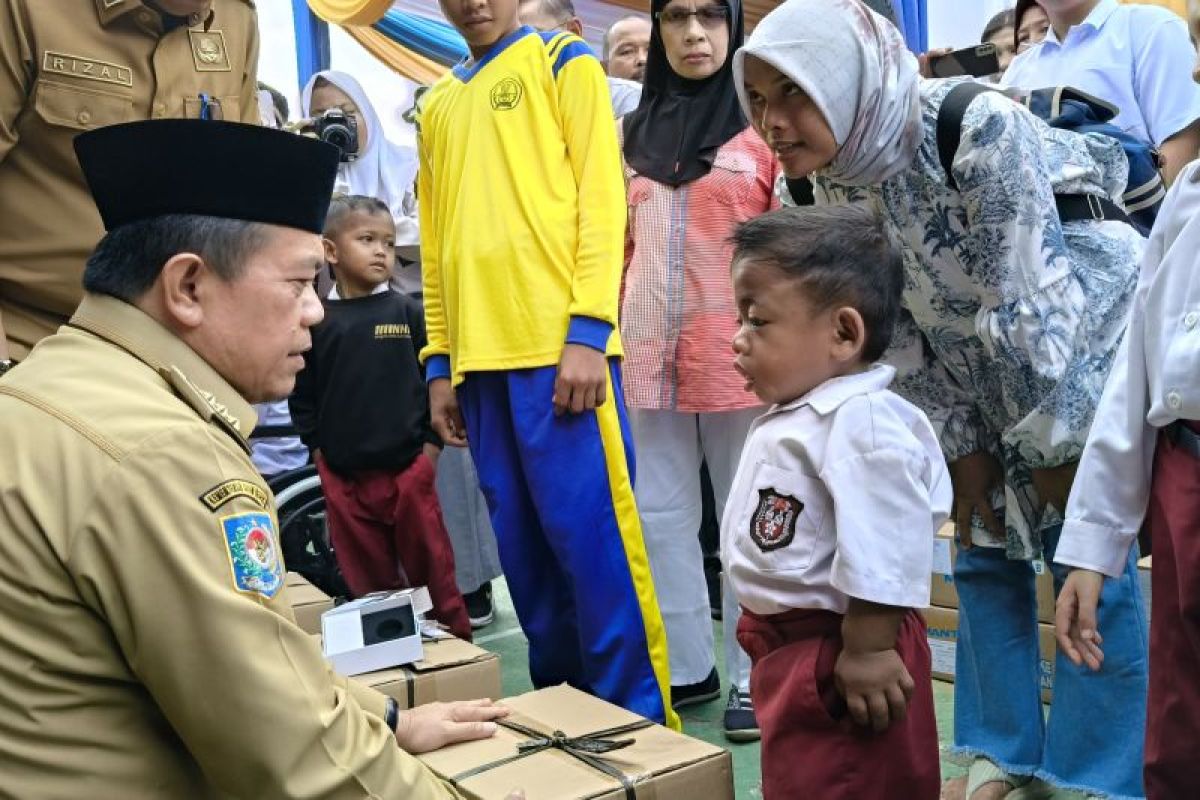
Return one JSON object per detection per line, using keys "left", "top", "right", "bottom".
{"left": 418, "top": 0, "right": 678, "bottom": 728}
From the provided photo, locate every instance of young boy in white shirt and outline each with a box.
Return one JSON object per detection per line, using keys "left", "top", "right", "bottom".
{"left": 723, "top": 204, "right": 952, "bottom": 800}
{"left": 1056, "top": 161, "right": 1200, "bottom": 799}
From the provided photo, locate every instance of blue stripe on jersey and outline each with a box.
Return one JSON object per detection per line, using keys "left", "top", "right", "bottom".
{"left": 543, "top": 31, "right": 572, "bottom": 61}
{"left": 452, "top": 25, "right": 536, "bottom": 83}
{"left": 551, "top": 40, "right": 594, "bottom": 78}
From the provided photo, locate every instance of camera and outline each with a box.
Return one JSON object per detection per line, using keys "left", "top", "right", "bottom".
{"left": 291, "top": 108, "right": 359, "bottom": 162}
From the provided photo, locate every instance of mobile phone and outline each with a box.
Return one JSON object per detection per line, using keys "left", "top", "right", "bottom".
{"left": 929, "top": 43, "right": 1001, "bottom": 79}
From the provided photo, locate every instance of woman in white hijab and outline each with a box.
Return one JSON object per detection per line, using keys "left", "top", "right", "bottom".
{"left": 301, "top": 70, "right": 421, "bottom": 292}
{"left": 733, "top": 2, "right": 1147, "bottom": 799}
{"left": 301, "top": 70, "right": 503, "bottom": 624}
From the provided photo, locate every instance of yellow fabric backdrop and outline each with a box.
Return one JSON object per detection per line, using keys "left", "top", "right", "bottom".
{"left": 341, "top": 25, "right": 449, "bottom": 85}
{"left": 306, "top": 0, "right": 393, "bottom": 25}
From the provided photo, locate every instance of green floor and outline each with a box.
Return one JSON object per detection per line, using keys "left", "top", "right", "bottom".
{"left": 473, "top": 578, "right": 968, "bottom": 798}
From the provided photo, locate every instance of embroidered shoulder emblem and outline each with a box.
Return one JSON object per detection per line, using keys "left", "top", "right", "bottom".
{"left": 201, "top": 479, "right": 270, "bottom": 511}
{"left": 221, "top": 512, "right": 284, "bottom": 598}
{"left": 750, "top": 488, "right": 802, "bottom": 552}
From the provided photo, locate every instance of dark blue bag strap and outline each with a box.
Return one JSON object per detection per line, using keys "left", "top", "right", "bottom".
{"left": 935, "top": 81, "right": 1133, "bottom": 226}
{"left": 936, "top": 82, "right": 995, "bottom": 192}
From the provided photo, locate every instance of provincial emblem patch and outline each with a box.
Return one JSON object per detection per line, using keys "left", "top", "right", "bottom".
{"left": 221, "top": 512, "right": 284, "bottom": 598}
{"left": 750, "top": 488, "right": 802, "bottom": 552}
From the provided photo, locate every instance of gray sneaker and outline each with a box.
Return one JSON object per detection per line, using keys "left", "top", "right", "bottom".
{"left": 722, "top": 687, "right": 760, "bottom": 742}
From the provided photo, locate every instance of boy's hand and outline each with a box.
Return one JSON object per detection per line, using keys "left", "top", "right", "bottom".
{"left": 835, "top": 647, "right": 914, "bottom": 732}
{"left": 429, "top": 378, "right": 468, "bottom": 447}
{"left": 838, "top": 599, "right": 913, "bottom": 732}
{"left": 1055, "top": 568, "right": 1106, "bottom": 672}
{"left": 554, "top": 344, "right": 607, "bottom": 416}
{"left": 948, "top": 451, "right": 1004, "bottom": 548}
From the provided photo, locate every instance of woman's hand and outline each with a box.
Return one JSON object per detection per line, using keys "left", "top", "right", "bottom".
{"left": 948, "top": 452, "right": 1004, "bottom": 548}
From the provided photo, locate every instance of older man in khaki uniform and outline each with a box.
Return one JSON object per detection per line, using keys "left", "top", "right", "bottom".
{"left": 0, "top": 119, "right": 508, "bottom": 798}
{"left": 0, "top": 0, "right": 260, "bottom": 363}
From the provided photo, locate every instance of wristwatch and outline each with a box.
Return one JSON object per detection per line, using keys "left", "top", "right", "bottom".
{"left": 384, "top": 697, "right": 400, "bottom": 732}
{"left": 0, "top": 359, "right": 13, "bottom": 377}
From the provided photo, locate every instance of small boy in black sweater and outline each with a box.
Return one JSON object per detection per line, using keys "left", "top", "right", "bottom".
{"left": 290, "top": 195, "right": 470, "bottom": 639}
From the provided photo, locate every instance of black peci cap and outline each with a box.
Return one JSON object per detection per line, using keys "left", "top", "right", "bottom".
{"left": 74, "top": 119, "right": 341, "bottom": 234}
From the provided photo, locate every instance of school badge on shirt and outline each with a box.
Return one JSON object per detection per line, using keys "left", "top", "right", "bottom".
{"left": 750, "top": 488, "right": 802, "bottom": 552}
{"left": 221, "top": 512, "right": 284, "bottom": 598}
{"left": 490, "top": 77, "right": 523, "bottom": 111}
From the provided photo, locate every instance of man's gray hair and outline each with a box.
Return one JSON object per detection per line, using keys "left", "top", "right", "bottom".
{"left": 602, "top": 14, "right": 647, "bottom": 60}
{"left": 525, "top": 0, "right": 577, "bottom": 24}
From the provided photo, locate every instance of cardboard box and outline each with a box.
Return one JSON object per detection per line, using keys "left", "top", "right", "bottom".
{"left": 922, "top": 604, "right": 959, "bottom": 682}
{"left": 418, "top": 684, "right": 734, "bottom": 800}
{"left": 1036, "top": 622, "right": 1056, "bottom": 705}
{"left": 353, "top": 635, "right": 502, "bottom": 710}
{"left": 922, "top": 605, "right": 1057, "bottom": 703}
{"left": 930, "top": 527, "right": 958, "bottom": 609}
{"left": 286, "top": 571, "right": 334, "bottom": 635}
{"left": 929, "top": 529, "right": 1056, "bottom": 625}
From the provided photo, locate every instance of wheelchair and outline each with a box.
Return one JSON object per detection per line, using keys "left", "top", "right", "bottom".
{"left": 255, "top": 427, "right": 350, "bottom": 600}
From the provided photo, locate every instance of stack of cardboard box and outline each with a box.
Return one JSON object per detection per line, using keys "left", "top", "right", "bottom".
{"left": 285, "top": 574, "right": 503, "bottom": 710}
{"left": 417, "top": 684, "right": 734, "bottom": 799}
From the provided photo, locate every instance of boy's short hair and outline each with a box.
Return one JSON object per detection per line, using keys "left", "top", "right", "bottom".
{"left": 731, "top": 205, "right": 904, "bottom": 363}
{"left": 323, "top": 194, "right": 391, "bottom": 237}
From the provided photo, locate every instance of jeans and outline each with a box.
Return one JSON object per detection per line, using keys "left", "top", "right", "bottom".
{"left": 953, "top": 526, "right": 1149, "bottom": 799}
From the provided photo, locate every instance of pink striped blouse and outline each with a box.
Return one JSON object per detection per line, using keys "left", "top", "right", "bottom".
{"left": 621, "top": 127, "right": 780, "bottom": 412}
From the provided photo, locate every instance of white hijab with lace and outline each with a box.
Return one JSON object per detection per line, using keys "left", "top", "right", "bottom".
{"left": 732, "top": 0, "right": 923, "bottom": 187}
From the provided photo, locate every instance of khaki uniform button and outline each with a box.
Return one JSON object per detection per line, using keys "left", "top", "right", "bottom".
{"left": 138, "top": 9, "right": 153, "bottom": 23}
{"left": 1167, "top": 391, "right": 1183, "bottom": 411}
{"left": 188, "top": 12, "right": 202, "bottom": 25}
{"left": 1185, "top": 312, "right": 1199, "bottom": 330}
{"left": 77, "top": 110, "right": 92, "bottom": 125}
{"left": 153, "top": 103, "right": 167, "bottom": 118}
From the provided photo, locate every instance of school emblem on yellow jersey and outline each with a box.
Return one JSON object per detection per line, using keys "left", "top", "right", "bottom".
{"left": 221, "top": 512, "right": 284, "bottom": 598}
{"left": 490, "top": 77, "right": 523, "bottom": 111}
{"left": 750, "top": 488, "right": 801, "bottom": 552}
{"left": 189, "top": 29, "right": 232, "bottom": 72}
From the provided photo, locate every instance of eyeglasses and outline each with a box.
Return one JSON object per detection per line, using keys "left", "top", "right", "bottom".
{"left": 655, "top": 5, "right": 730, "bottom": 29}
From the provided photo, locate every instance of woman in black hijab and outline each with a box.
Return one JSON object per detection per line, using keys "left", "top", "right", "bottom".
{"left": 618, "top": 0, "right": 778, "bottom": 743}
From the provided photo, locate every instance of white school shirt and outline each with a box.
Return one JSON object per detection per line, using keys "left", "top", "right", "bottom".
{"left": 722, "top": 364, "right": 952, "bottom": 616}
{"left": 1000, "top": 0, "right": 1200, "bottom": 147}
{"left": 1057, "top": 162, "right": 1200, "bottom": 578}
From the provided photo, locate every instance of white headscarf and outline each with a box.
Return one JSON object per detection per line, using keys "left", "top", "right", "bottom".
{"left": 301, "top": 70, "right": 418, "bottom": 216}
{"left": 733, "top": 0, "right": 923, "bottom": 187}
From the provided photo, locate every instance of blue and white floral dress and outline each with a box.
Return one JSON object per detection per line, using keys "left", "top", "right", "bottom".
{"left": 813, "top": 80, "right": 1143, "bottom": 560}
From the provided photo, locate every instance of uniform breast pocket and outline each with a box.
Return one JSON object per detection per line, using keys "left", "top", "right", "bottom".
{"left": 627, "top": 177, "right": 652, "bottom": 209}
{"left": 701, "top": 149, "right": 757, "bottom": 206}
{"left": 733, "top": 461, "right": 829, "bottom": 573}
{"left": 33, "top": 78, "right": 133, "bottom": 131}
{"left": 183, "top": 94, "right": 242, "bottom": 121}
